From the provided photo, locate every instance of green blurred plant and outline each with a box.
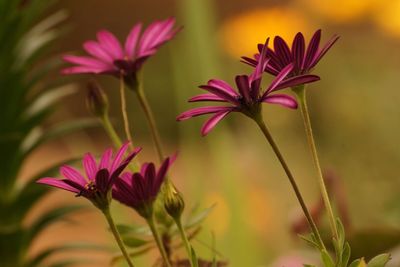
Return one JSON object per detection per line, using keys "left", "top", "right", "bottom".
{"left": 0, "top": 1, "right": 100, "bottom": 266}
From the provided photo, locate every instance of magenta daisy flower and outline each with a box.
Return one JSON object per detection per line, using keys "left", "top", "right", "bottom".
{"left": 37, "top": 143, "right": 142, "bottom": 209}
{"left": 112, "top": 156, "right": 175, "bottom": 218}
{"left": 176, "top": 39, "right": 320, "bottom": 136}
{"left": 242, "top": 29, "right": 339, "bottom": 79}
{"left": 62, "top": 18, "right": 180, "bottom": 87}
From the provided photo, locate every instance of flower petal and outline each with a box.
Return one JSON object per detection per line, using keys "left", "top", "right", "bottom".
{"left": 99, "top": 148, "right": 113, "bottom": 170}
{"left": 262, "top": 94, "right": 298, "bottom": 109}
{"left": 207, "top": 79, "right": 239, "bottom": 98}
{"left": 272, "top": 74, "right": 320, "bottom": 91}
{"left": 62, "top": 55, "right": 110, "bottom": 68}
{"left": 303, "top": 29, "right": 321, "bottom": 70}
{"left": 37, "top": 177, "right": 79, "bottom": 193}
{"left": 310, "top": 34, "right": 339, "bottom": 69}
{"left": 111, "top": 142, "right": 130, "bottom": 172}
{"left": 60, "top": 165, "right": 86, "bottom": 185}
{"left": 83, "top": 41, "right": 114, "bottom": 63}
{"left": 264, "top": 63, "right": 294, "bottom": 95}
{"left": 97, "top": 30, "right": 124, "bottom": 59}
{"left": 201, "top": 109, "right": 232, "bottom": 136}
{"left": 95, "top": 169, "right": 110, "bottom": 193}
{"left": 125, "top": 23, "right": 142, "bottom": 58}
{"left": 83, "top": 153, "right": 97, "bottom": 181}
{"left": 235, "top": 75, "right": 251, "bottom": 103}
{"left": 274, "top": 36, "right": 292, "bottom": 66}
{"left": 292, "top": 32, "right": 305, "bottom": 71}
{"left": 177, "top": 106, "right": 233, "bottom": 121}
{"left": 61, "top": 66, "right": 110, "bottom": 75}
{"left": 199, "top": 85, "right": 240, "bottom": 105}
{"left": 189, "top": 93, "right": 226, "bottom": 102}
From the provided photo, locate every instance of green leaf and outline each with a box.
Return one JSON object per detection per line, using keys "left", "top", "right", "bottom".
{"left": 367, "top": 254, "right": 391, "bottom": 267}
{"left": 349, "top": 259, "right": 367, "bottom": 267}
{"left": 341, "top": 242, "right": 351, "bottom": 267}
{"left": 299, "top": 234, "right": 320, "bottom": 249}
{"left": 191, "top": 246, "right": 199, "bottom": 267}
{"left": 337, "top": 217, "right": 346, "bottom": 248}
{"left": 184, "top": 204, "right": 215, "bottom": 230}
{"left": 27, "top": 205, "right": 85, "bottom": 243}
{"left": 321, "top": 250, "right": 335, "bottom": 267}
{"left": 122, "top": 237, "right": 149, "bottom": 248}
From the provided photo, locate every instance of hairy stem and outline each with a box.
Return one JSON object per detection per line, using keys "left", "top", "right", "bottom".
{"left": 254, "top": 115, "right": 326, "bottom": 250}
{"left": 102, "top": 208, "right": 136, "bottom": 267}
{"left": 147, "top": 214, "right": 173, "bottom": 267}
{"left": 295, "top": 86, "right": 338, "bottom": 239}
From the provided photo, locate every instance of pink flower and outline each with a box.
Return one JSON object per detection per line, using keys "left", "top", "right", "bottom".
{"left": 112, "top": 156, "right": 175, "bottom": 218}
{"left": 37, "top": 143, "right": 141, "bottom": 209}
{"left": 177, "top": 39, "right": 319, "bottom": 136}
{"left": 242, "top": 29, "right": 339, "bottom": 79}
{"left": 62, "top": 18, "right": 180, "bottom": 87}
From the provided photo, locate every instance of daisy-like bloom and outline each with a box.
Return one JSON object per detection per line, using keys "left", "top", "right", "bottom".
{"left": 62, "top": 18, "right": 180, "bottom": 87}
{"left": 242, "top": 29, "right": 339, "bottom": 79}
{"left": 37, "top": 143, "right": 142, "bottom": 210}
{"left": 112, "top": 156, "right": 175, "bottom": 219}
{"left": 176, "top": 39, "right": 320, "bottom": 136}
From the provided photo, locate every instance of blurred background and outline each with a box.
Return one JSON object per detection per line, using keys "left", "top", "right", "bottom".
{"left": 18, "top": 0, "right": 400, "bottom": 266}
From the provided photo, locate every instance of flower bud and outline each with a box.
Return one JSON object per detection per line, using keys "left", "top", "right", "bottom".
{"left": 164, "top": 182, "right": 185, "bottom": 220}
{"left": 86, "top": 81, "right": 109, "bottom": 118}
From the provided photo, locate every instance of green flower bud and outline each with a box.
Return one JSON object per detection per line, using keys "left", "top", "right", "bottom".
{"left": 86, "top": 81, "right": 109, "bottom": 118}
{"left": 164, "top": 183, "right": 185, "bottom": 220}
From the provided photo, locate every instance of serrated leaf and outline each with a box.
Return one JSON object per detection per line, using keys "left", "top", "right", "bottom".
{"left": 321, "top": 250, "right": 335, "bottom": 267}
{"left": 122, "top": 237, "right": 149, "bottom": 248}
{"left": 367, "top": 254, "right": 391, "bottom": 267}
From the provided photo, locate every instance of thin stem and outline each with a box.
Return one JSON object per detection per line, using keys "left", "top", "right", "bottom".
{"left": 119, "top": 75, "right": 135, "bottom": 151}
{"left": 147, "top": 213, "right": 172, "bottom": 267}
{"left": 175, "top": 218, "right": 196, "bottom": 267}
{"left": 135, "top": 80, "right": 164, "bottom": 162}
{"left": 296, "top": 87, "right": 338, "bottom": 240}
{"left": 254, "top": 116, "right": 326, "bottom": 250}
{"left": 102, "top": 208, "right": 136, "bottom": 267}
{"left": 101, "top": 114, "right": 123, "bottom": 148}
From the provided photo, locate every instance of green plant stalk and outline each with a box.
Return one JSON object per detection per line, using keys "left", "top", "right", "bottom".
{"left": 102, "top": 207, "right": 136, "bottom": 267}
{"left": 253, "top": 115, "right": 326, "bottom": 250}
{"left": 135, "top": 80, "right": 164, "bottom": 162}
{"left": 294, "top": 85, "right": 338, "bottom": 240}
{"left": 120, "top": 76, "right": 135, "bottom": 151}
{"left": 175, "top": 217, "right": 196, "bottom": 267}
{"left": 146, "top": 213, "right": 173, "bottom": 267}
{"left": 101, "top": 114, "right": 123, "bottom": 148}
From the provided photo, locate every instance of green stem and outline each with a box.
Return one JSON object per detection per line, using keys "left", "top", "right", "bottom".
{"left": 135, "top": 80, "right": 164, "bottom": 163}
{"left": 254, "top": 115, "right": 326, "bottom": 250}
{"left": 101, "top": 114, "right": 123, "bottom": 148}
{"left": 120, "top": 75, "right": 135, "bottom": 151}
{"left": 147, "top": 214, "right": 172, "bottom": 267}
{"left": 175, "top": 217, "right": 196, "bottom": 267}
{"left": 102, "top": 208, "right": 136, "bottom": 267}
{"left": 295, "top": 86, "right": 339, "bottom": 240}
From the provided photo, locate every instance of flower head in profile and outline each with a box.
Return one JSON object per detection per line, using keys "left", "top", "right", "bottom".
{"left": 242, "top": 29, "right": 339, "bottom": 79}
{"left": 112, "top": 155, "right": 175, "bottom": 218}
{"left": 176, "top": 39, "right": 320, "bottom": 136}
{"left": 62, "top": 18, "right": 180, "bottom": 87}
{"left": 37, "top": 143, "right": 141, "bottom": 209}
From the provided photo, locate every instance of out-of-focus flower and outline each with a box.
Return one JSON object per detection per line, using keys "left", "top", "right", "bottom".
{"left": 373, "top": 1, "right": 400, "bottom": 37}
{"left": 302, "top": 0, "right": 377, "bottom": 23}
{"left": 177, "top": 40, "right": 319, "bottom": 136}
{"left": 62, "top": 18, "right": 180, "bottom": 87}
{"left": 220, "top": 8, "right": 310, "bottom": 58}
{"left": 112, "top": 156, "right": 174, "bottom": 218}
{"left": 37, "top": 143, "right": 141, "bottom": 209}
{"left": 242, "top": 30, "right": 339, "bottom": 79}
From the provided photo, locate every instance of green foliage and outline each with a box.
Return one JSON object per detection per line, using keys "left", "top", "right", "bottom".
{"left": 0, "top": 1, "right": 101, "bottom": 266}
